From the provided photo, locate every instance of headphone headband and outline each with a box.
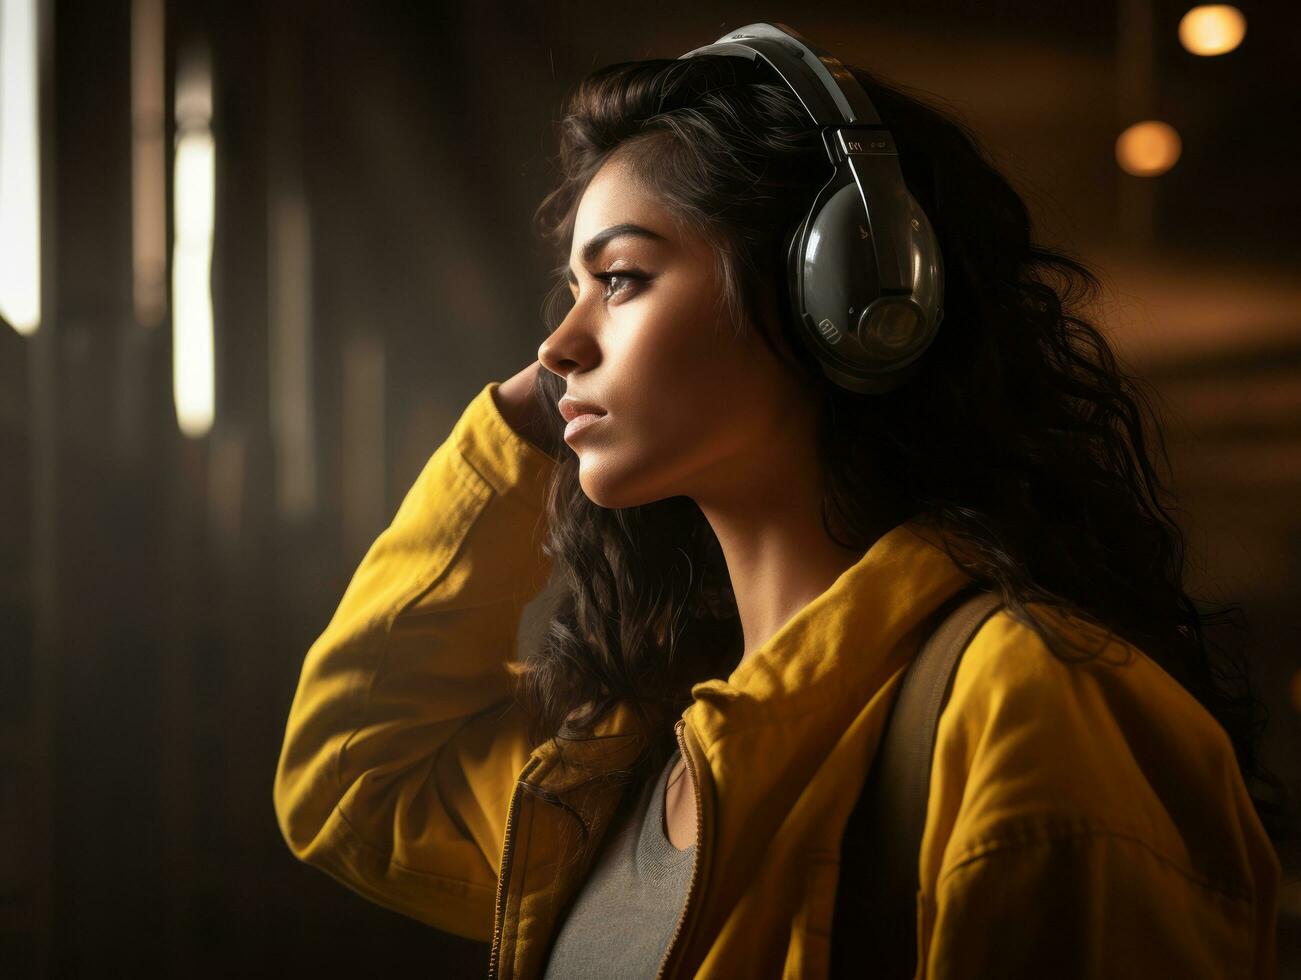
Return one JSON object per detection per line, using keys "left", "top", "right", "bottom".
{"left": 679, "top": 22, "right": 882, "bottom": 127}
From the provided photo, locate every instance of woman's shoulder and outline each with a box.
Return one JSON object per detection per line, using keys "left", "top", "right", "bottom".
{"left": 929, "top": 599, "right": 1264, "bottom": 900}
{"left": 945, "top": 599, "right": 1234, "bottom": 758}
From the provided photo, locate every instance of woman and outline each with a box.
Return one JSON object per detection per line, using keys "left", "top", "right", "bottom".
{"left": 272, "top": 25, "right": 1289, "bottom": 979}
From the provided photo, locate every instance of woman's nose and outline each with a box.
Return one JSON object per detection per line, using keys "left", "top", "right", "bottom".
{"left": 538, "top": 304, "right": 599, "bottom": 378}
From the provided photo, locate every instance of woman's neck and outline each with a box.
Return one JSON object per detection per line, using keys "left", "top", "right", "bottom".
{"left": 691, "top": 426, "right": 894, "bottom": 669}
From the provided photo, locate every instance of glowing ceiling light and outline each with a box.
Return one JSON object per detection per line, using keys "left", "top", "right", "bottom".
{"left": 1179, "top": 5, "right": 1247, "bottom": 57}
{"left": 1115, "top": 120, "right": 1182, "bottom": 177}
{"left": 172, "top": 55, "right": 215, "bottom": 438}
{"left": 0, "top": 0, "right": 41, "bottom": 335}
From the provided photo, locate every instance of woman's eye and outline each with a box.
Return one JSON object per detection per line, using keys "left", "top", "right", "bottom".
{"left": 596, "top": 272, "right": 644, "bottom": 301}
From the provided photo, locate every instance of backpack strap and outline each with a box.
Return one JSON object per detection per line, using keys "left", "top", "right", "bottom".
{"left": 828, "top": 584, "right": 1004, "bottom": 978}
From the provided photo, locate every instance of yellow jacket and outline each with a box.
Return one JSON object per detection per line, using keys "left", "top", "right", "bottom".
{"left": 273, "top": 381, "right": 1281, "bottom": 979}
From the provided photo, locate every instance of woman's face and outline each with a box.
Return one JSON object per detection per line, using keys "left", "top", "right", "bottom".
{"left": 538, "top": 153, "right": 816, "bottom": 510}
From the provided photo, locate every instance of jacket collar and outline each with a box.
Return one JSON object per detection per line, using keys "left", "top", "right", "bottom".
{"left": 523, "top": 518, "right": 973, "bottom": 793}
{"left": 686, "top": 518, "right": 974, "bottom": 745}
{"left": 523, "top": 709, "right": 648, "bottom": 795}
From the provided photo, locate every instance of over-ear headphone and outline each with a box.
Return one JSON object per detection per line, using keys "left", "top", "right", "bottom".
{"left": 679, "top": 22, "right": 944, "bottom": 395}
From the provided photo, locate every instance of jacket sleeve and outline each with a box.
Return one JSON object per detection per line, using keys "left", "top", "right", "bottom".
{"left": 272, "top": 381, "right": 558, "bottom": 941}
{"left": 920, "top": 608, "right": 1281, "bottom": 978}
{"left": 922, "top": 827, "right": 1273, "bottom": 979}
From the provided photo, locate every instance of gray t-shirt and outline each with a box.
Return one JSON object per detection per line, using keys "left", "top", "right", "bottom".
{"left": 541, "top": 746, "right": 695, "bottom": 978}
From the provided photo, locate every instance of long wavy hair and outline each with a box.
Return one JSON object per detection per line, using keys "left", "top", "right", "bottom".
{"left": 511, "top": 52, "right": 1294, "bottom": 842}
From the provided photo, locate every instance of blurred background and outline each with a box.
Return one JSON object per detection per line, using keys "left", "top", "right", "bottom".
{"left": 2, "top": 0, "right": 1299, "bottom": 976}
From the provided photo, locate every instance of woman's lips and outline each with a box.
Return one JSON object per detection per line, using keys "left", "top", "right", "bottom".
{"left": 563, "top": 413, "right": 606, "bottom": 443}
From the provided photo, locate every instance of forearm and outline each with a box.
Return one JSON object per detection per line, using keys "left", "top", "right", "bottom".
{"left": 271, "top": 379, "right": 558, "bottom": 933}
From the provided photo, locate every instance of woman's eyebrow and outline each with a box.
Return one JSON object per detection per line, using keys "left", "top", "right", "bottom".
{"left": 567, "top": 223, "right": 667, "bottom": 285}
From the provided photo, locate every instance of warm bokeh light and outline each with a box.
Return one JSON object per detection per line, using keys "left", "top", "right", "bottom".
{"left": 172, "top": 56, "right": 216, "bottom": 438}
{"left": 0, "top": 0, "right": 41, "bottom": 335}
{"left": 1179, "top": 5, "right": 1247, "bottom": 56}
{"left": 1115, "top": 120, "right": 1182, "bottom": 177}
{"left": 132, "top": 0, "right": 167, "bottom": 328}
{"left": 269, "top": 192, "right": 318, "bottom": 520}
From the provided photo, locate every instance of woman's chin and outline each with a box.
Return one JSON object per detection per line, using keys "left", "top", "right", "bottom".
{"left": 578, "top": 480, "right": 631, "bottom": 510}
{"left": 578, "top": 470, "right": 657, "bottom": 511}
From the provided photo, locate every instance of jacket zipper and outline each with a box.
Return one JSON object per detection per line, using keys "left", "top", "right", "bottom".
{"left": 487, "top": 778, "right": 524, "bottom": 980}
{"left": 654, "top": 717, "right": 705, "bottom": 980}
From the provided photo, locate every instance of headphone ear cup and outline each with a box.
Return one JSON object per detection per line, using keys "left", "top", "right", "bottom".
{"left": 768, "top": 217, "right": 809, "bottom": 366}
{"left": 780, "top": 217, "right": 806, "bottom": 320}
{"left": 801, "top": 180, "right": 884, "bottom": 347}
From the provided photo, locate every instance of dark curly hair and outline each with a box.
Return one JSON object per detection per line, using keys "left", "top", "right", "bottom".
{"left": 511, "top": 52, "right": 1295, "bottom": 843}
